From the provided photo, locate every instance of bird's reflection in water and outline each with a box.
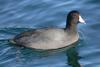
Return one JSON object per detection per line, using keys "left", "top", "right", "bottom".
{"left": 66, "top": 45, "right": 81, "bottom": 67}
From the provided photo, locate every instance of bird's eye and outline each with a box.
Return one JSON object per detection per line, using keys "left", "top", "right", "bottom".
{"left": 72, "top": 14, "right": 77, "bottom": 18}
{"left": 72, "top": 13, "right": 79, "bottom": 18}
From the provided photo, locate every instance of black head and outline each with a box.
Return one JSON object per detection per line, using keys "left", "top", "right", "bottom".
{"left": 66, "top": 10, "right": 85, "bottom": 29}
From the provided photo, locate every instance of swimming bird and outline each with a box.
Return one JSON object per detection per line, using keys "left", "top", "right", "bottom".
{"left": 10, "top": 10, "right": 85, "bottom": 50}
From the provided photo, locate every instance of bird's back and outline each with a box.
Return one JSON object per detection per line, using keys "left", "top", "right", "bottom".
{"left": 13, "top": 28, "right": 78, "bottom": 49}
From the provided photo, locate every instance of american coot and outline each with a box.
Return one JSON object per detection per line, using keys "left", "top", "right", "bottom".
{"left": 10, "top": 10, "right": 85, "bottom": 50}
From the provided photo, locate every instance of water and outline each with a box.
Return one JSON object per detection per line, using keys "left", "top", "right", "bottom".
{"left": 0, "top": 0, "right": 100, "bottom": 67}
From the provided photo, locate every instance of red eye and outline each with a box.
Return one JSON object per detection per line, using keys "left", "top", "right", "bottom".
{"left": 72, "top": 13, "right": 79, "bottom": 19}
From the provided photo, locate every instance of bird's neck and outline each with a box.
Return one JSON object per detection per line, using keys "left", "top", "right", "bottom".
{"left": 65, "top": 21, "right": 78, "bottom": 35}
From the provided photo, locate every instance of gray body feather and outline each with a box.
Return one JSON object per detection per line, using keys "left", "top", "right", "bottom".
{"left": 13, "top": 28, "right": 79, "bottom": 49}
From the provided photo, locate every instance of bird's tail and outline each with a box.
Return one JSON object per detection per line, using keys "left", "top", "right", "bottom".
{"left": 0, "top": 39, "right": 16, "bottom": 44}
{"left": 9, "top": 39, "right": 16, "bottom": 44}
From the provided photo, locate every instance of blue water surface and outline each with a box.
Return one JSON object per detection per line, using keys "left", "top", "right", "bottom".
{"left": 0, "top": 0, "right": 100, "bottom": 67}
